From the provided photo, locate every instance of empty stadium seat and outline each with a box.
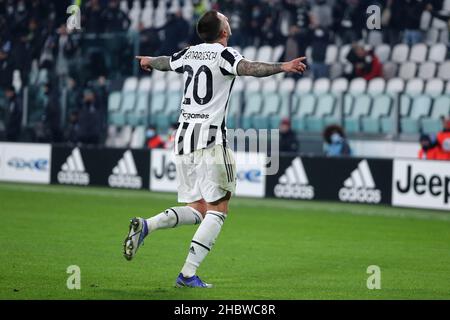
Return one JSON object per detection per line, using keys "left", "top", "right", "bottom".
{"left": 362, "top": 94, "right": 393, "bottom": 133}
{"left": 417, "top": 62, "right": 437, "bottom": 80}
{"left": 367, "top": 78, "right": 386, "bottom": 95}
{"left": 227, "top": 79, "right": 244, "bottom": 129}
{"left": 398, "top": 62, "right": 417, "bottom": 80}
{"left": 149, "top": 81, "right": 166, "bottom": 125}
{"left": 421, "top": 96, "right": 450, "bottom": 134}
{"left": 114, "top": 125, "right": 133, "bottom": 148}
{"left": 256, "top": 45, "right": 273, "bottom": 62}
{"left": 108, "top": 91, "right": 123, "bottom": 125}
{"left": 437, "top": 61, "right": 450, "bottom": 80}
{"left": 313, "top": 78, "right": 330, "bottom": 94}
{"left": 339, "top": 44, "right": 351, "bottom": 63}
{"left": 386, "top": 78, "right": 405, "bottom": 94}
{"left": 128, "top": 92, "right": 149, "bottom": 126}
{"left": 424, "top": 78, "right": 444, "bottom": 96}
{"left": 292, "top": 94, "right": 316, "bottom": 131}
{"left": 242, "top": 46, "right": 257, "bottom": 61}
{"left": 382, "top": 62, "right": 398, "bottom": 79}
{"left": 296, "top": 77, "right": 313, "bottom": 94}
{"left": 409, "top": 43, "right": 428, "bottom": 63}
{"left": 375, "top": 44, "right": 391, "bottom": 63}
{"left": 344, "top": 94, "right": 372, "bottom": 133}
{"left": 138, "top": 77, "right": 152, "bottom": 91}
{"left": 348, "top": 78, "right": 366, "bottom": 94}
{"left": 130, "top": 126, "right": 146, "bottom": 148}
{"left": 330, "top": 78, "right": 348, "bottom": 93}
{"left": 391, "top": 44, "right": 409, "bottom": 63}
{"left": 253, "top": 79, "right": 280, "bottom": 129}
{"left": 272, "top": 45, "right": 284, "bottom": 62}
{"left": 400, "top": 95, "right": 432, "bottom": 133}
{"left": 325, "top": 45, "right": 338, "bottom": 64}
{"left": 429, "top": 43, "right": 447, "bottom": 63}
{"left": 306, "top": 94, "right": 336, "bottom": 132}
{"left": 405, "top": 78, "right": 425, "bottom": 95}
{"left": 242, "top": 79, "right": 262, "bottom": 129}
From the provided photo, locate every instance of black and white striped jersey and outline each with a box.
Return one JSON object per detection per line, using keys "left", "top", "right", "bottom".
{"left": 169, "top": 43, "right": 243, "bottom": 155}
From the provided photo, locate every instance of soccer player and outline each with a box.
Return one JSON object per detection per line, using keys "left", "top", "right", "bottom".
{"left": 124, "top": 10, "right": 307, "bottom": 288}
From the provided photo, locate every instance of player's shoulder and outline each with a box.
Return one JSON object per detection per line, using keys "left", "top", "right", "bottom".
{"left": 220, "top": 46, "right": 243, "bottom": 66}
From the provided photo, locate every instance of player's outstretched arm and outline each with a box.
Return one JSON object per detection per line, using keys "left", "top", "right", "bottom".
{"left": 135, "top": 56, "right": 171, "bottom": 72}
{"left": 237, "top": 56, "right": 307, "bottom": 77}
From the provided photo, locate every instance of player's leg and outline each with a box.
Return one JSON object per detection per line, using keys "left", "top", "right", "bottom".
{"left": 123, "top": 153, "right": 204, "bottom": 261}
{"left": 176, "top": 145, "right": 236, "bottom": 288}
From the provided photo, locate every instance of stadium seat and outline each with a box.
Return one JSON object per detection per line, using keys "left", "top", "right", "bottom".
{"left": 421, "top": 96, "right": 450, "bottom": 134}
{"left": 374, "top": 44, "right": 391, "bottom": 63}
{"left": 306, "top": 94, "right": 336, "bottom": 132}
{"left": 276, "top": 78, "right": 296, "bottom": 127}
{"left": 128, "top": 92, "right": 150, "bottom": 126}
{"left": 330, "top": 78, "right": 348, "bottom": 93}
{"left": 367, "top": 78, "right": 386, "bottom": 95}
{"left": 254, "top": 79, "right": 280, "bottom": 129}
{"left": 242, "top": 46, "right": 257, "bottom": 61}
{"left": 296, "top": 77, "right": 313, "bottom": 94}
{"left": 272, "top": 45, "right": 284, "bottom": 61}
{"left": 348, "top": 78, "right": 366, "bottom": 94}
{"left": 437, "top": 61, "right": 450, "bottom": 80}
{"left": 242, "top": 79, "right": 262, "bottom": 129}
{"left": 141, "top": 5, "right": 153, "bottom": 28}
{"left": 312, "top": 78, "right": 330, "bottom": 94}
{"left": 386, "top": 78, "right": 405, "bottom": 94}
{"left": 138, "top": 77, "right": 152, "bottom": 91}
{"left": 409, "top": 43, "right": 428, "bottom": 63}
{"left": 344, "top": 94, "right": 372, "bottom": 133}
{"left": 398, "top": 62, "right": 417, "bottom": 80}
{"left": 114, "top": 125, "right": 133, "bottom": 148}
{"left": 446, "top": 81, "right": 450, "bottom": 94}
{"left": 424, "top": 78, "right": 444, "bottom": 97}
{"left": 292, "top": 93, "right": 316, "bottom": 131}
{"left": 339, "top": 44, "right": 351, "bottom": 63}
{"left": 400, "top": 94, "right": 432, "bottom": 133}
{"left": 417, "top": 62, "right": 437, "bottom": 80}
{"left": 329, "top": 63, "right": 344, "bottom": 79}
{"left": 256, "top": 45, "right": 273, "bottom": 62}
{"left": 325, "top": 45, "right": 338, "bottom": 64}
{"left": 105, "top": 125, "right": 118, "bottom": 147}
{"left": 405, "top": 78, "right": 425, "bottom": 95}
{"left": 362, "top": 94, "right": 393, "bottom": 133}
{"left": 130, "top": 126, "right": 146, "bottom": 148}
{"left": 382, "top": 62, "right": 398, "bottom": 79}
{"left": 429, "top": 43, "right": 447, "bottom": 63}
{"left": 108, "top": 91, "right": 123, "bottom": 125}
{"left": 391, "top": 44, "right": 409, "bottom": 63}
{"left": 150, "top": 81, "right": 167, "bottom": 125}
{"left": 367, "top": 31, "right": 383, "bottom": 47}
{"left": 227, "top": 79, "right": 244, "bottom": 129}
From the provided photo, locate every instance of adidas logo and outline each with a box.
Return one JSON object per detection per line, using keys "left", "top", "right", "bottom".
{"left": 190, "top": 246, "right": 196, "bottom": 255}
{"left": 57, "top": 147, "right": 90, "bottom": 185}
{"left": 108, "top": 150, "right": 142, "bottom": 189}
{"left": 338, "top": 160, "right": 381, "bottom": 203}
{"left": 274, "top": 157, "right": 314, "bottom": 199}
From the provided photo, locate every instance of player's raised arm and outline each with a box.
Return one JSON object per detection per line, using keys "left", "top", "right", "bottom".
{"left": 236, "top": 56, "right": 307, "bottom": 78}
{"left": 135, "top": 55, "right": 171, "bottom": 72}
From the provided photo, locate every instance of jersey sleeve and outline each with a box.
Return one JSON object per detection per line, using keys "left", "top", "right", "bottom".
{"left": 169, "top": 47, "right": 189, "bottom": 73}
{"left": 218, "top": 47, "right": 244, "bottom": 76}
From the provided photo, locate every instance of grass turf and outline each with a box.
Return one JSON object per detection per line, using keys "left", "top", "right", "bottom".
{"left": 0, "top": 182, "right": 449, "bottom": 300}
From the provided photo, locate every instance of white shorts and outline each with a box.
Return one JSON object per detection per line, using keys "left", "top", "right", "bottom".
{"left": 175, "top": 144, "right": 236, "bottom": 203}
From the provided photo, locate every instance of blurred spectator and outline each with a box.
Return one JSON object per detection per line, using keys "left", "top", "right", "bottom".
{"left": 101, "top": 0, "right": 130, "bottom": 33}
{"left": 311, "top": 0, "right": 333, "bottom": 29}
{"left": 0, "top": 44, "right": 14, "bottom": 89}
{"left": 4, "top": 86, "right": 22, "bottom": 142}
{"left": 323, "top": 124, "right": 352, "bottom": 157}
{"left": 155, "top": 10, "right": 190, "bottom": 56}
{"left": 64, "top": 109, "right": 80, "bottom": 145}
{"left": 42, "top": 82, "right": 63, "bottom": 142}
{"left": 83, "top": 0, "right": 104, "bottom": 33}
{"left": 279, "top": 118, "right": 299, "bottom": 153}
{"left": 146, "top": 126, "right": 165, "bottom": 149}
{"left": 333, "top": 0, "right": 365, "bottom": 44}
{"left": 309, "top": 14, "right": 330, "bottom": 79}
{"left": 418, "top": 134, "right": 439, "bottom": 160}
{"left": 382, "top": 0, "right": 404, "bottom": 46}
{"left": 138, "top": 22, "right": 162, "bottom": 58}
{"left": 77, "top": 89, "right": 102, "bottom": 145}
{"left": 436, "top": 119, "right": 450, "bottom": 160}
{"left": 345, "top": 43, "right": 382, "bottom": 80}
{"left": 402, "top": 0, "right": 426, "bottom": 46}
{"left": 281, "top": 25, "right": 309, "bottom": 79}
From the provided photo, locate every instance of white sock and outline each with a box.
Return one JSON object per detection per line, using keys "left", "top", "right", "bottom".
{"left": 181, "top": 211, "right": 226, "bottom": 278}
{"left": 146, "top": 206, "right": 203, "bottom": 233}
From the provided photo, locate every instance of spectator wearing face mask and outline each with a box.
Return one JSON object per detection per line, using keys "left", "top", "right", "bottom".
{"left": 418, "top": 134, "right": 439, "bottom": 160}
{"left": 323, "top": 124, "right": 352, "bottom": 157}
{"left": 345, "top": 43, "right": 382, "bottom": 80}
{"left": 145, "top": 126, "right": 165, "bottom": 149}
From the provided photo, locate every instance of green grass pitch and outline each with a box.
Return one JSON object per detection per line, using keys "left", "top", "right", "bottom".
{"left": 0, "top": 182, "right": 449, "bottom": 300}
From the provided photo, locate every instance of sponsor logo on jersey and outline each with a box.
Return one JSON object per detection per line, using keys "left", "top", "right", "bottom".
{"left": 339, "top": 160, "right": 381, "bottom": 203}
{"left": 180, "top": 109, "right": 210, "bottom": 120}
{"left": 108, "top": 150, "right": 142, "bottom": 189}
{"left": 274, "top": 157, "right": 314, "bottom": 199}
{"left": 57, "top": 147, "right": 89, "bottom": 185}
